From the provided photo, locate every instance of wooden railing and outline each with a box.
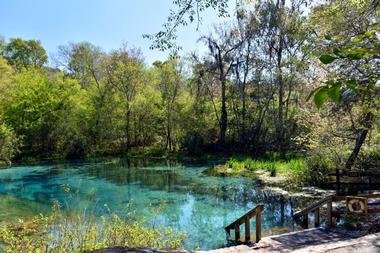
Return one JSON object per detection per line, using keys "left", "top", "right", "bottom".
{"left": 293, "top": 193, "right": 380, "bottom": 229}
{"left": 293, "top": 195, "right": 334, "bottom": 228}
{"left": 225, "top": 204, "right": 264, "bottom": 244}
{"left": 331, "top": 193, "right": 380, "bottom": 216}
{"left": 328, "top": 169, "right": 380, "bottom": 193}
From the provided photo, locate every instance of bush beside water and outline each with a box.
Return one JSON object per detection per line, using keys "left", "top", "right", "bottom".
{"left": 0, "top": 194, "right": 185, "bottom": 253}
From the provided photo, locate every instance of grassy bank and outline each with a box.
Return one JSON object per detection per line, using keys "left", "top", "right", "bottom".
{"left": 207, "top": 154, "right": 310, "bottom": 188}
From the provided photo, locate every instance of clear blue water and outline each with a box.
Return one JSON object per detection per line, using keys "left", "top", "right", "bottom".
{"left": 0, "top": 159, "right": 299, "bottom": 250}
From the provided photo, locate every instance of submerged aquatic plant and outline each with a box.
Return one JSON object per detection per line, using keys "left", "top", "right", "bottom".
{"left": 0, "top": 187, "right": 185, "bottom": 253}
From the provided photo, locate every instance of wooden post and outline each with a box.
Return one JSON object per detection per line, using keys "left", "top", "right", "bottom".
{"left": 226, "top": 228, "right": 231, "bottom": 238}
{"left": 314, "top": 208, "right": 320, "bottom": 227}
{"left": 245, "top": 216, "right": 250, "bottom": 242}
{"left": 302, "top": 214, "right": 308, "bottom": 229}
{"left": 336, "top": 169, "right": 340, "bottom": 194}
{"left": 234, "top": 223, "right": 240, "bottom": 243}
{"left": 327, "top": 200, "right": 333, "bottom": 226}
{"left": 256, "top": 210, "right": 262, "bottom": 243}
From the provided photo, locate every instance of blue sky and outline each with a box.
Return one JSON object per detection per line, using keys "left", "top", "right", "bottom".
{"left": 0, "top": 0, "right": 233, "bottom": 65}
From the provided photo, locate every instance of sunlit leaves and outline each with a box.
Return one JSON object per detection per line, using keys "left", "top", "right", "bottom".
{"left": 313, "top": 21, "right": 379, "bottom": 109}
{"left": 328, "top": 83, "right": 342, "bottom": 103}
{"left": 313, "top": 86, "right": 329, "bottom": 109}
{"left": 319, "top": 54, "right": 337, "bottom": 64}
{"left": 308, "top": 81, "right": 343, "bottom": 109}
{"left": 318, "top": 23, "right": 380, "bottom": 66}
{"left": 2, "top": 38, "right": 47, "bottom": 71}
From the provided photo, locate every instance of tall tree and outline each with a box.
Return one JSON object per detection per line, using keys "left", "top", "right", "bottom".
{"left": 2, "top": 38, "right": 47, "bottom": 70}
{"left": 199, "top": 25, "right": 244, "bottom": 145}
{"left": 105, "top": 46, "right": 144, "bottom": 150}
{"left": 153, "top": 60, "right": 183, "bottom": 151}
{"left": 310, "top": 0, "right": 380, "bottom": 171}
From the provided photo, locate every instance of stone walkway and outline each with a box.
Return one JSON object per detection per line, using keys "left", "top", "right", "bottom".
{"left": 198, "top": 228, "right": 380, "bottom": 253}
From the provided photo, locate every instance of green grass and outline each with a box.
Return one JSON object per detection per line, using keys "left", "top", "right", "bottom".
{"left": 226, "top": 155, "right": 308, "bottom": 182}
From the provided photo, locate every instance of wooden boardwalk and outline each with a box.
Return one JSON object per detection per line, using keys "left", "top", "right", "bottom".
{"left": 92, "top": 229, "right": 380, "bottom": 253}
{"left": 199, "top": 228, "right": 380, "bottom": 253}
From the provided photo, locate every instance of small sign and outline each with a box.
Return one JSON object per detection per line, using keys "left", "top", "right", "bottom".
{"left": 346, "top": 196, "right": 368, "bottom": 218}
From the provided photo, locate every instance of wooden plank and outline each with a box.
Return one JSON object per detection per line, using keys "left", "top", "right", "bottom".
{"left": 245, "top": 216, "right": 250, "bottom": 242}
{"left": 369, "top": 208, "right": 380, "bottom": 213}
{"left": 332, "top": 208, "right": 380, "bottom": 217}
{"left": 328, "top": 172, "right": 380, "bottom": 177}
{"left": 327, "top": 181, "right": 380, "bottom": 186}
{"left": 234, "top": 223, "right": 240, "bottom": 242}
{"left": 360, "top": 193, "right": 380, "bottom": 199}
{"left": 333, "top": 194, "right": 380, "bottom": 202}
{"left": 256, "top": 209, "right": 262, "bottom": 243}
{"left": 314, "top": 208, "right": 320, "bottom": 227}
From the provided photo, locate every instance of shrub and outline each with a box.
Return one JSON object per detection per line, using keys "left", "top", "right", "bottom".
{"left": 306, "top": 156, "right": 333, "bottom": 186}
{"left": 0, "top": 122, "right": 20, "bottom": 166}
{"left": 355, "top": 148, "right": 380, "bottom": 172}
{"left": 0, "top": 201, "right": 185, "bottom": 253}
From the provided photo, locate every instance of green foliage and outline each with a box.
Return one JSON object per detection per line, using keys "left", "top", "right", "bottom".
{"left": 306, "top": 156, "right": 333, "bottom": 186}
{"left": 355, "top": 147, "right": 380, "bottom": 172}
{"left": 309, "top": 82, "right": 342, "bottom": 109}
{"left": 343, "top": 215, "right": 359, "bottom": 230}
{"left": 0, "top": 202, "right": 185, "bottom": 253}
{"left": 2, "top": 68, "right": 87, "bottom": 158}
{"left": 319, "top": 54, "right": 337, "bottom": 64}
{"left": 311, "top": 20, "right": 379, "bottom": 109}
{"left": 0, "top": 122, "right": 20, "bottom": 166}
{"left": 226, "top": 155, "right": 307, "bottom": 184}
{"left": 2, "top": 38, "right": 47, "bottom": 71}
{"left": 0, "top": 0, "right": 378, "bottom": 192}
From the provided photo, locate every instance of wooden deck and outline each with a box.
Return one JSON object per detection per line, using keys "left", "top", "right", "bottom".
{"left": 199, "top": 228, "right": 380, "bottom": 253}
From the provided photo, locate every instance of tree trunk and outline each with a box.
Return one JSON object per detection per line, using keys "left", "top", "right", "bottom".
{"left": 125, "top": 103, "right": 131, "bottom": 151}
{"left": 220, "top": 78, "right": 227, "bottom": 145}
{"left": 241, "top": 84, "right": 246, "bottom": 147}
{"left": 276, "top": 0, "right": 286, "bottom": 155}
{"left": 166, "top": 107, "right": 172, "bottom": 151}
{"left": 345, "top": 112, "right": 373, "bottom": 171}
{"left": 277, "top": 42, "right": 284, "bottom": 154}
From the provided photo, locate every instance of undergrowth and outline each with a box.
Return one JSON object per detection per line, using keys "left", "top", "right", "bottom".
{"left": 0, "top": 187, "right": 185, "bottom": 253}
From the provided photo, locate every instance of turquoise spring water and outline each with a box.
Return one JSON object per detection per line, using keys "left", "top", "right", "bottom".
{"left": 0, "top": 159, "right": 299, "bottom": 250}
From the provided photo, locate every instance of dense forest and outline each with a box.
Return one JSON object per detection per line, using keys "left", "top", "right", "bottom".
{"left": 0, "top": 0, "right": 379, "bottom": 184}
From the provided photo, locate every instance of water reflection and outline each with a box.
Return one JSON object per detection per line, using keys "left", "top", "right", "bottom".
{"left": 0, "top": 159, "right": 306, "bottom": 250}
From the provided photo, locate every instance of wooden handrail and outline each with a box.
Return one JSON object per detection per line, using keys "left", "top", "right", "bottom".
{"left": 293, "top": 195, "right": 334, "bottom": 219}
{"left": 293, "top": 193, "right": 380, "bottom": 229}
{"left": 225, "top": 204, "right": 264, "bottom": 244}
{"left": 333, "top": 193, "right": 380, "bottom": 201}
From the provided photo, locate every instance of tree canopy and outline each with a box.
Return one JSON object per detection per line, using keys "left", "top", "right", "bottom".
{"left": 0, "top": 0, "right": 378, "bottom": 184}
